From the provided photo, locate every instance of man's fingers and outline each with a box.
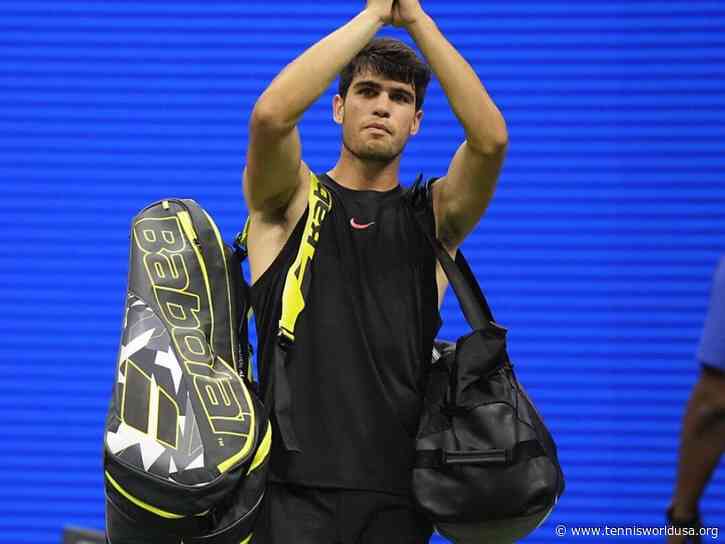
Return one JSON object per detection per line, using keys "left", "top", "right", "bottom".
{"left": 365, "top": 0, "right": 394, "bottom": 24}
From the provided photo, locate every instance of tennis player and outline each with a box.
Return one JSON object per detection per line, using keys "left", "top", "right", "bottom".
{"left": 243, "top": 1, "right": 507, "bottom": 541}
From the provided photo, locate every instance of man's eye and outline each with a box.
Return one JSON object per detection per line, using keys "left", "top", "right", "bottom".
{"left": 360, "top": 88, "right": 376, "bottom": 96}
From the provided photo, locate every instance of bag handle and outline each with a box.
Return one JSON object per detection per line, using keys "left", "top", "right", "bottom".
{"left": 414, "top": 440, "right": 546, "bottom": 468}
{"left": 406, "top": 175, "right": 496, "bottom": 331}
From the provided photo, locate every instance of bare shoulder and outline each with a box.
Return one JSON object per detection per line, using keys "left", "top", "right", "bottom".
{"left": 246, "top": 163, "right": 311, "bottom": 286}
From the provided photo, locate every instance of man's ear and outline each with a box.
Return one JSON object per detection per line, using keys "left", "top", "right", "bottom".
{"left": 410, "top": 109, "right": 424, "bottom": 136}
{"left": 333, "top": 94, "right": 344, "bottom": 125}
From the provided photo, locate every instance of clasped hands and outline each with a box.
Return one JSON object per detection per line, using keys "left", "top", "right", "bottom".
{"left": 365, "top": 0, "right": 427, "bottom": 28}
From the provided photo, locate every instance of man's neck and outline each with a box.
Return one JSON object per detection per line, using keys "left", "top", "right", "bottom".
{"left": 327, "top": 147, "right": 401, "bottom": 191}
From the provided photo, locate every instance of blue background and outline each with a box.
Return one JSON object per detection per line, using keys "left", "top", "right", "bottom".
{"left": 2, "top": 1, "right": 724, "bottom": 542}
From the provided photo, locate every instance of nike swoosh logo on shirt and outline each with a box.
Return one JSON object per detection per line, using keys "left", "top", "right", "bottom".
{"left": 350, "top": 218, "right": 375, "bottom": 230}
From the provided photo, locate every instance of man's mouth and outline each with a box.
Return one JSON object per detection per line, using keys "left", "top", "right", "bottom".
{"left": 365, "top": 123, "right": 391, "bottom": 134}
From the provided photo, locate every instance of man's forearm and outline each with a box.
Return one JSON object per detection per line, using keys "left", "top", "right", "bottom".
{"left": 406, "top": 14, "right": 507, "bottom": 153}
{"left": 254, "top": 9, "right": 384, "bottom": 128}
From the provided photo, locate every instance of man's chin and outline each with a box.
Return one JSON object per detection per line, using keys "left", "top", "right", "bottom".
{"left": 356, "top": 143, "right": 400, "bottom": 163}
{"left": 342, "top": 136, "right": 404, "bottom": 163}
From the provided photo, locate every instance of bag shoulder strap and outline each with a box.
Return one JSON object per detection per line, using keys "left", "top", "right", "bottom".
{"left": 233, "top": 218, "right": 254, "bottom": 379}
{"left": 237, "top": 172, "right": 332, "bottom": 453}
{"left": 278, "top": 172, "right": 332, "bottom": 341}
{"left": 405, "top": 174, "right": 496, "bottom": 331}
{"left": 235, "top": 172, "right": 333, "bottom": 343}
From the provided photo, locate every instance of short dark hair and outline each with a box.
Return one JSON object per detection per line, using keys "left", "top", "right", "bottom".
{"left": 338, "top": 37, "right": 431, "bottom": 111}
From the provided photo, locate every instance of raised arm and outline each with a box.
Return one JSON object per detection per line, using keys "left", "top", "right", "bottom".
{"left": 243, "top": 1, "right": 394, "bottom": 216}
{"left": 394, "top": 1, "right": 508, "bottom": 249}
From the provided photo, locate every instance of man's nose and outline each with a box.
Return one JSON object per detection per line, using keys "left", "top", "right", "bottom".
{"left": 372, "top": 94, "right": 391, "bottom": 117}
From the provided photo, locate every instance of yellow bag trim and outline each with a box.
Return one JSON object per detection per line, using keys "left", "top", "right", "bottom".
{"left": 216, "top": 354, "right": 258, "bottom": 473}
{"left": 240, "top": 534, "right": 253, "bottom": 544}
{"left": 278, "top": 173, "right": 332, "bottom": 340}
{"left": 105, "top": 470, "right": 185, "bottom": 520}
{"left": 247, "top": 421, "right": 272, "bottom": 475}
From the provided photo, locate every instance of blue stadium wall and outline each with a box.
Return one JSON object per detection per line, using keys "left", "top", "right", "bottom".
{"left": 2, "top": 1, "right": 724, "bottom": 542}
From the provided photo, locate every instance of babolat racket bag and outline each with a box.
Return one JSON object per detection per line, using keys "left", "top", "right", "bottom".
{"left": 103, "top": 198, "right": 270, "bottom": 544}
{"left": 406, "top": 179, "right": 565, "bottom": 544}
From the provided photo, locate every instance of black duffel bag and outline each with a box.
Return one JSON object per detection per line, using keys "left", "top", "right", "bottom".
{"left": 406, "top": 178, "right": 565, "bottom": 543}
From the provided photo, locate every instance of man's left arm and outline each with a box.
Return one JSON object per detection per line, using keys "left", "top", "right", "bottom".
{"left": 396, "top": 1, "right": 508, "bottom": 250}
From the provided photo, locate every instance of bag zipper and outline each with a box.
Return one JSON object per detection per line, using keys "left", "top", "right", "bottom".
{"left": 171, "top": 201, "right": 215, "bottom": 344}
{"left": 202, "top": 208, "right": 239, "bottom": 372}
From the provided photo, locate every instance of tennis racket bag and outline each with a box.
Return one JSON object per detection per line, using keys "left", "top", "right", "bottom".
{"left": 406, "top": 178, "right": 565, "bottom": 543}
{"left": 104, "top": 198, "right": 270, "bottom": 543}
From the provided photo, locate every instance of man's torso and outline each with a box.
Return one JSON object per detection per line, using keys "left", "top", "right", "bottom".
{"left": 248, "top": 173, "right": 441, "bottom": 494}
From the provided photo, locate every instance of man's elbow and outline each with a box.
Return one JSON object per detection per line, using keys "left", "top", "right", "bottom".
{"left": 468, "top": 118, "right": 508, "bottom": 156}
{"left": 250, "top": 98, "right": 295, "bottom": 135}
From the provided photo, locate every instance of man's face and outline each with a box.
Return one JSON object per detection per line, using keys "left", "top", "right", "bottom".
{"left": 333, "top": 70, "right": 423, "bottom": 163}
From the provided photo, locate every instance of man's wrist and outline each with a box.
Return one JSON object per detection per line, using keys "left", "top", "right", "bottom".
{"left": 668, "top": 502, "right": 700, "bottom": 524}
{"left": 403, "top": 12, "right": 435, "bottom": 37}
{"left": 361, "top": 7, "right": 389, "bottom": 27}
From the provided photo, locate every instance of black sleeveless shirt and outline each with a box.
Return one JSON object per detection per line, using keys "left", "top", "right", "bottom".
{"left": 249, "top": 173, "right": 441, "bottom": 495}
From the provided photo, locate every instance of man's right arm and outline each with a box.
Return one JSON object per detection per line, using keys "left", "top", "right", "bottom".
{"left": 243, "top": 2, "right": 393, "bottom": 217}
